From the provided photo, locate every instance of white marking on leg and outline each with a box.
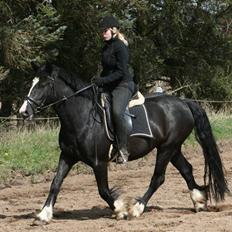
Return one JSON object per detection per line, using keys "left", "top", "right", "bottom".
{"left": 190, "top": 188, "right": 207, "bottom": 212}
{"left": 114, "top": 199, "right": 128, "bottom": 219}
{"left": 129, "top": 201, "right": 145, "bottom": 217}
{"left": 37, "top": 203, "right": 53, "bottom": 222}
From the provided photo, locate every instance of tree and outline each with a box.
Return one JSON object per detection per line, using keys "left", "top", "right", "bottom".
{"left": 130, "top": 0, "right": 232, "bottom": 97}
{"left": 0, "top": 1, "right": 66, "bottom": 116}
{"left": 0, "top": 0, "right": 231, "bottom": 116}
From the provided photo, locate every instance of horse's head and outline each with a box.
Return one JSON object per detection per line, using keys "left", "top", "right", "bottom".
{"left": 19, "top": 62, "right": 55, "bottom": 119}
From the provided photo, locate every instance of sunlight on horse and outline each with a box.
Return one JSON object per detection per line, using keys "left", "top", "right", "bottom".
{"left": 19, "top": 63, "right": 229, "bottom": 223}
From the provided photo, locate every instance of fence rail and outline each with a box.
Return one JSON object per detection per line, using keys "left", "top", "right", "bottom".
{"left": 1, "top": 98, "right": 232, "bottom": 123}
{"left": 0, "top": 117, "right": 59, "bottom": 120}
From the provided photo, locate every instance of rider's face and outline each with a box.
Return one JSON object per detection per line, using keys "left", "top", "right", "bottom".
{"left": 102, "top": 28, "right": 112, "bottom": 41}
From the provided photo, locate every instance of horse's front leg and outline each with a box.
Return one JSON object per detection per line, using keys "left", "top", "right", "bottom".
{"left": 93, "top": 162, "right": 128, "bottom": 219}
{"left": 36, "top": 152, "right": 76, "bottom": 223}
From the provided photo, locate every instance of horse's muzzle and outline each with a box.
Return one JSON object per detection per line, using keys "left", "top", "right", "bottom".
{"left": 19, "top": 100, "right": 34, "bottom": 120}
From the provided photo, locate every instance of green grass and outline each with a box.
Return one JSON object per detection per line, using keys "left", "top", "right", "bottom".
{"left": 0, "top": 126, "right": 60, "bottom": 183}
{"left": 210, "top": 116, "right": 232, "bottom": 140}
{"left": 186, "top": 115, "right": 232, "bottom": 145}
{"left": 1, "top": 115, "right": 232, "bottom": 184}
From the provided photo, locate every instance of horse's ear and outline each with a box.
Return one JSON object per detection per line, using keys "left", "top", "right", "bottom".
{"left": 31, "top": 61, "right": 40, "bottom": 71}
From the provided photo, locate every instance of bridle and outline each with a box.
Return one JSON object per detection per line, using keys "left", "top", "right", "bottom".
{"left": 26, "top": 76, "right": 95, "bottom": 113}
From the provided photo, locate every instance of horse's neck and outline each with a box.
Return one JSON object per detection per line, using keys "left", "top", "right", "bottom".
{"left": 53, "top": 81, "right": 94, "bottom": 130}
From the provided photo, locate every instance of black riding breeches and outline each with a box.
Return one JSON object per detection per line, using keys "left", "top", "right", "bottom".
{"left": 111, "top": 82, "right": 134, "bottom": 149}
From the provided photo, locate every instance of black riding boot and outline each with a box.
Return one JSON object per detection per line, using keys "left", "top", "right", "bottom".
{"left": 111, "top": 82, "right": 134, "bottom": 164}
{"left": 115, "top": 120, "right": 130, "bottom": 164}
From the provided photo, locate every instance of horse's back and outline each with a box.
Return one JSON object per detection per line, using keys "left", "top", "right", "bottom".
{"left": 144, "top": 94, "right": 194, "bottom": 145}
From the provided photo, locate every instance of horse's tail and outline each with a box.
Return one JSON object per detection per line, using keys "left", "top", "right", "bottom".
{"left": 184, "top": 99, "right": 229, "bottom": 201}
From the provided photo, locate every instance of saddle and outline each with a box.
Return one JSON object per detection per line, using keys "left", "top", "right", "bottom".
{"left": 99, "top": 91, "right": 153, "bottom": 142}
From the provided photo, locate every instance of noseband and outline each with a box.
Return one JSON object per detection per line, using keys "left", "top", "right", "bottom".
{"left": 26, "top": 96, "right": 43, "bottom": 113}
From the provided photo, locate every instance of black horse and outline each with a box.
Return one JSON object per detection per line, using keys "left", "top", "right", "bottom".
{"left": 19, "top": 63, "right": 228, "bottom": 222}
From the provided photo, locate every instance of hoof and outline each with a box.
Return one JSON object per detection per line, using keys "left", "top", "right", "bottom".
{"left": 196, "top": 206, "right": 208, "bottom": 212}
{"left": 31, "top": 218, "right": 49, "bottom": 226}
{"left": 36, "top": 204, "right": 53, "bottom": 223}
{"left": 128, "top": 200, "right": 145, "bottom": 218}
{"left": 114, "top": 198, "right": 129, "bottom": 220}
{"left": 190, "top": 188, "right": 208, "bottom": 212}
{"left": 116, "top": 211, "right": 128, "bottom": 220}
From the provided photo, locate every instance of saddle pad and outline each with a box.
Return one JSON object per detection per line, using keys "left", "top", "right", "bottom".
{"left": 129, "top": 104, "right": 153, "bottom": 138}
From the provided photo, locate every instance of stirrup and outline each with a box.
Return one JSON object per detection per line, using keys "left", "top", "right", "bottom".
{"left": 117, "top": 148, "right": 129, "bottom": 164}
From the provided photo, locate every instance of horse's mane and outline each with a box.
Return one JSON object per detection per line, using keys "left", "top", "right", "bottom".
{"left": 53, "top": 65, "right": 93, "bottom": 99}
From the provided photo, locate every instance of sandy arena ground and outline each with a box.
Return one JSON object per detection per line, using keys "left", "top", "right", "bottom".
{"left": 0, "top": 140, "right": 232, "bottom": 232}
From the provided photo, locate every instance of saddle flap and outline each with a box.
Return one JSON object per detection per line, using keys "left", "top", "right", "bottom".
{"left": 100, "top": 92, "right": 153, "bottom": 141}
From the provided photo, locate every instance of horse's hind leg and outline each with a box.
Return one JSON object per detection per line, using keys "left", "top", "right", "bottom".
{"left": 36, "top": 152, "right": 76, "bottom": 223}
{"left": 171, "top": 150, "right": 207, "bottom": 212}
{"left": 129, "top": 145, "right": 177, "bottom": 218}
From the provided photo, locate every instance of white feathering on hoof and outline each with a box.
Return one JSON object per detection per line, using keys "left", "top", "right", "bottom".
{"left": 114, "top": 199, "right": 128, "bottom": 219}
{"left": 190, "top": 188, "right": 207, "bottom": 212}
{"left": 37, "top": 204, "right": 53, "bottom": 222}
{"left": 129, "top": 201, "right": 145, "bottom": 217}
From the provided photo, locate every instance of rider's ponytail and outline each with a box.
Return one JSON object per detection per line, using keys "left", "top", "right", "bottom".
{"left": 111, "top": 27, "right": 128, "bottom": 46}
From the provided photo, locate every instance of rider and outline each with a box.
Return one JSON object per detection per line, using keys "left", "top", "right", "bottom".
{"left": 93, "top": 15, "right": 135, "bottom": 163}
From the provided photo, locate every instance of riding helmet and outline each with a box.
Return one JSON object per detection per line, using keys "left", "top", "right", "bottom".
{"left": 99, "top": 16, "right": 120, "bottom": 30}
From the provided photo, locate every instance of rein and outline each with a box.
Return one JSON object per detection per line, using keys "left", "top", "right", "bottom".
{"left": 27, "top": 83, "right": 95, "bottom": 113}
